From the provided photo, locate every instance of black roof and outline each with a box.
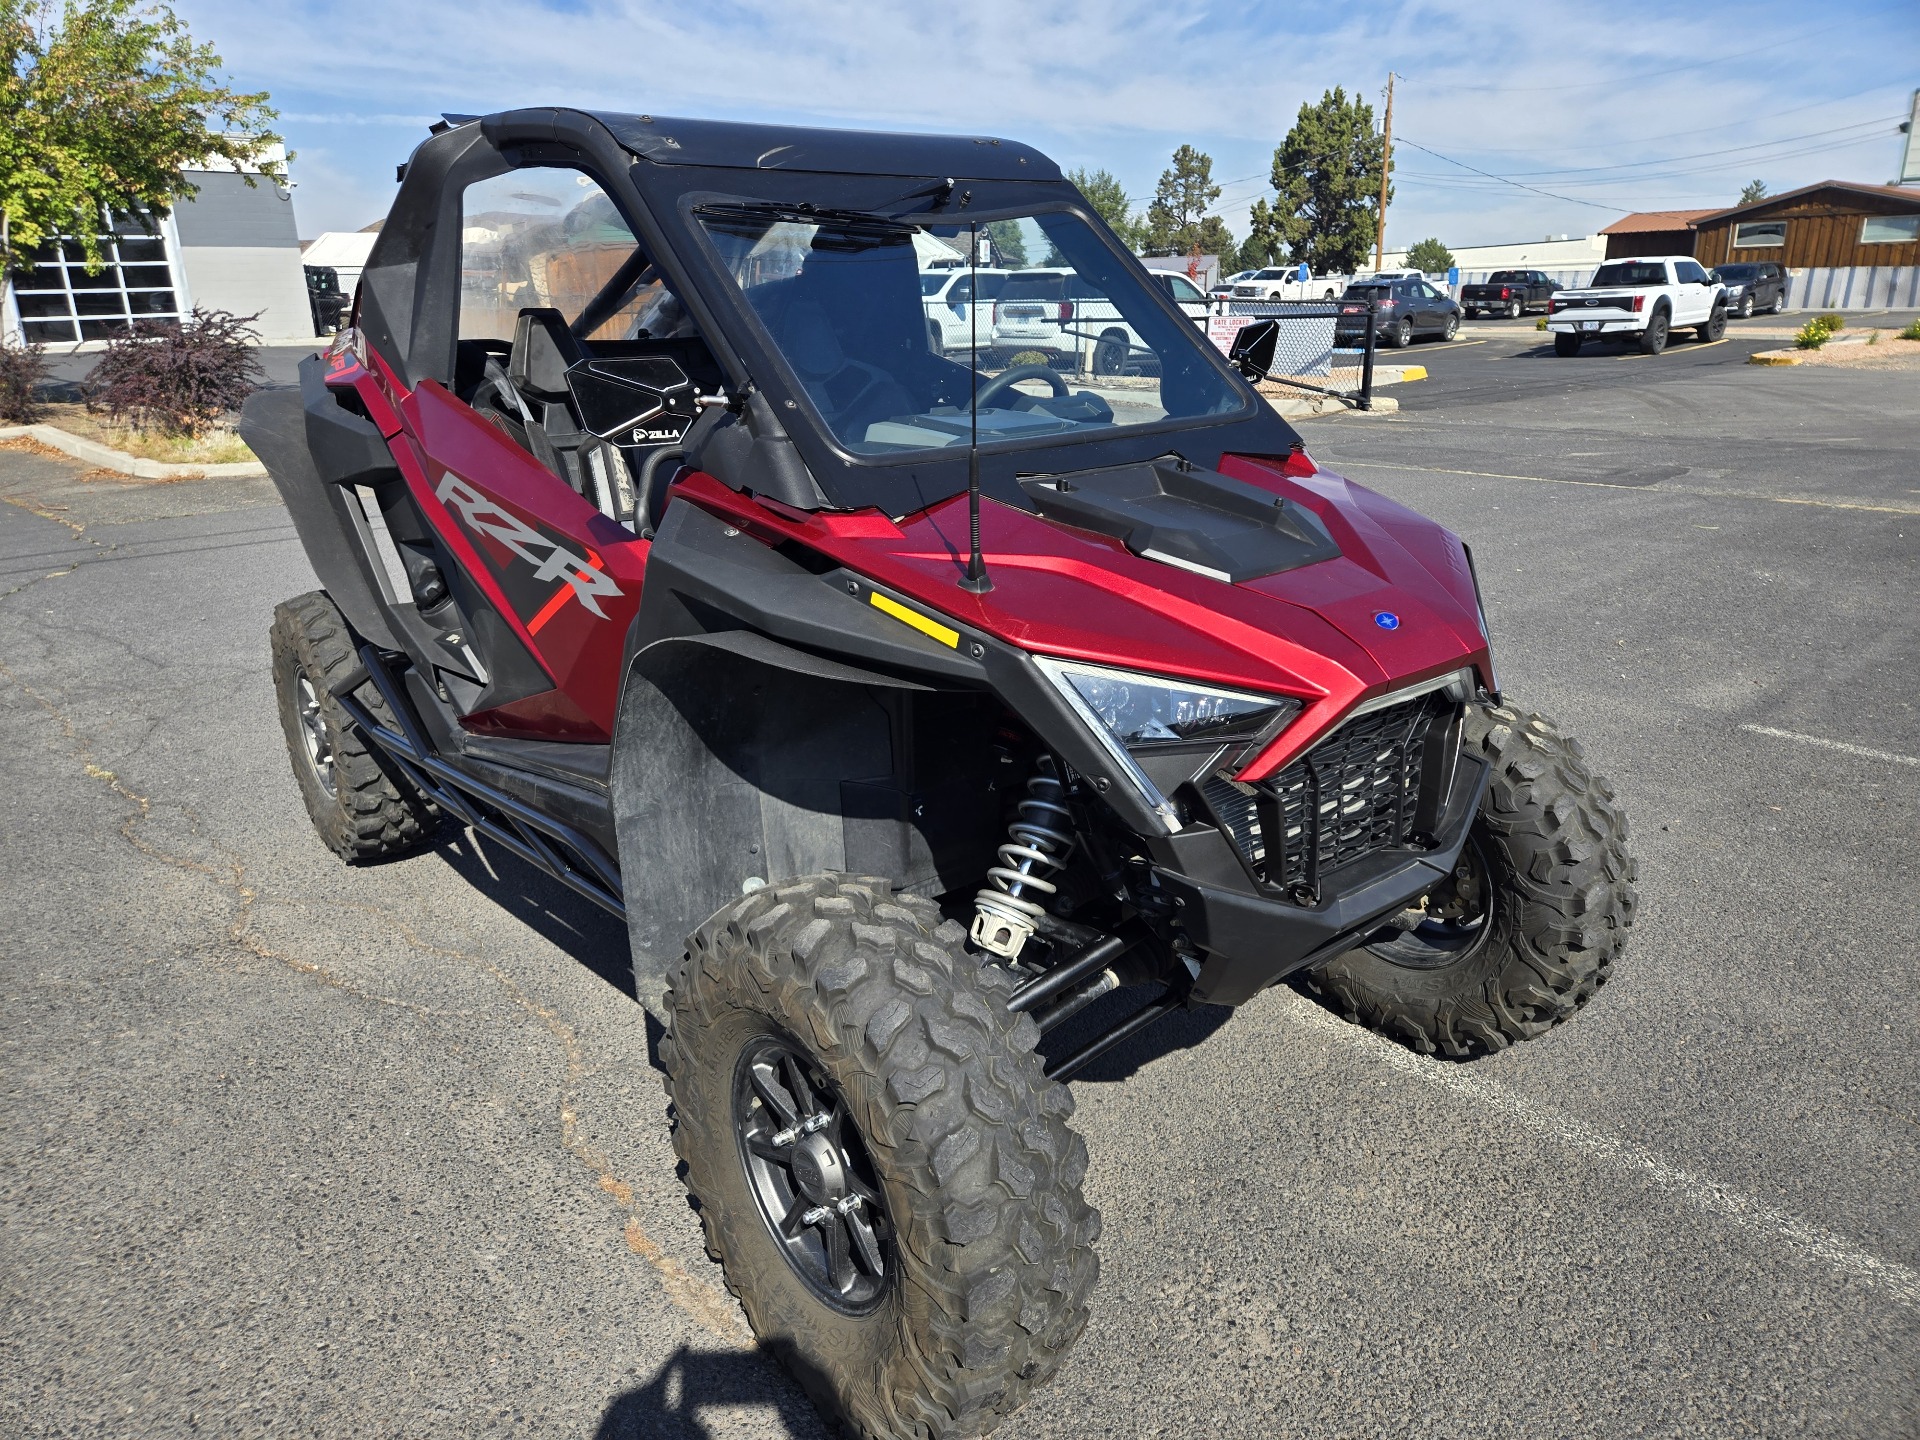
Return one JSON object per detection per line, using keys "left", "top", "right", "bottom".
{"left": 583, "top": 110, "right": 1058, "bottom": 180}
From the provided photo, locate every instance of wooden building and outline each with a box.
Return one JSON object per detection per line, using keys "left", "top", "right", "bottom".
{"left": 1598, "top": 210, "right": 1715, "bottom": 259}
{"left": 1691, "top": 181, "right": 1920, "bottom": 269}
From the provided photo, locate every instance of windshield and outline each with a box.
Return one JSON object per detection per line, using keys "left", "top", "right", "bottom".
{"left": 1591, "top": 262, "right": 1668, "bottom": 287}
{"left": 695, "top": 206, "right": 1247, "bottom": 458}
{"left": 920, "top": 273, "right": 951, "bottom": 296}
{"left": 1713, "top": 264, "right": 1759, "bottom": 281}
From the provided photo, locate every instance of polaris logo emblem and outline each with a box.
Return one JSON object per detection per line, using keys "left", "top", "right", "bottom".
{"left": 435, "top": 473, "right": 623, "bottom": 620}
{"left": 1374, "top": 611, "right": 1401, "bottom": 630}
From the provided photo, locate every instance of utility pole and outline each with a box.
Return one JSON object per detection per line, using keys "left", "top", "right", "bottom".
{"left": 1374, "top": 72, "right": 1395, "bottom": 274}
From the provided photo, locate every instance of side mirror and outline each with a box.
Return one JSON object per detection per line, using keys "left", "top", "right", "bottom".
{"left": 1228, "top": 318, "right": 1280, "bottom": 381}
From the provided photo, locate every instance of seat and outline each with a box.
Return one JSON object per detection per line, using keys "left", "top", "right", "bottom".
{"left": 509, "top": 307, "right": 588, "bottom": 404}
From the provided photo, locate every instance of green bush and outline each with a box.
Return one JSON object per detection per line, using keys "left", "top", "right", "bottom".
{"left": 1899, "top": 319, "right": 1920, "bottom": 341}
{"left": 1535, "top": 316, "right": 1548, "bottom": 331}
{"left": 1815, "top": 312, "right": 1845, "bottom": 331}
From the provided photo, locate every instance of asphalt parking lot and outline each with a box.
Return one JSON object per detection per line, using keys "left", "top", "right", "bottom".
{"left": 3, "top": 329, "right": 1916, "bottom": 1437}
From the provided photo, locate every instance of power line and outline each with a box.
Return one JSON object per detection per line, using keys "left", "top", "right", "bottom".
{"left": 1485, "top": 116, "right": 1901, "bottom": 177}
{"left": 1391, "top": 137, "right": 1626, "bottom": 212}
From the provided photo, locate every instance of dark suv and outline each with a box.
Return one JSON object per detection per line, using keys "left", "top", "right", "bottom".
{"left": 1709, "top": 261, "right": 1787, "bottom": 318}
{"left": 1334, "top": 278, "right": 1461, "bottom": 348}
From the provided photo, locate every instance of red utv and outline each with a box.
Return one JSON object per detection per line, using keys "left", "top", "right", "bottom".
{"left": 241, "top": 109, "right": 1636, "bottom": 1440}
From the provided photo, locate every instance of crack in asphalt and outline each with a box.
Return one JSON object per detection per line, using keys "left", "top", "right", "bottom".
{"left": 0, "top": 656, "right": 753, "bottom": 1349}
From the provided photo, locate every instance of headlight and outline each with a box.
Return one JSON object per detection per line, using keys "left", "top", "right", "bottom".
{"left": 1726, "top": 283, "right": 1745, "bottom": 295}
{"left": 1035, "top": 657, "right": 1301, "bottom": 830}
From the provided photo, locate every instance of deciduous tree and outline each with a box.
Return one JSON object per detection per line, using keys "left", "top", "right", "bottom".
{"left": 1404, "top": 237, "right": 1454, "bottom": 274}
{"left": 1067, "top": 165, "right": 1144, "bottom": 250}
{"left": 1, "top": 0, "right": 282, "bottom": 332}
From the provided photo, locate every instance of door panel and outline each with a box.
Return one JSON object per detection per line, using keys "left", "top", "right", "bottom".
{"left": 404, "top": 381, "right": 648, "bottom": 741}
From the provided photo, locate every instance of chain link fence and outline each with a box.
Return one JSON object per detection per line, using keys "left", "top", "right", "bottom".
{"left": 1214, "top": 299, "right": 1379, "bottom": 409}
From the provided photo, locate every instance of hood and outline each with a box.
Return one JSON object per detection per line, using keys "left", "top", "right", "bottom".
{"left": 679, "top": 453, "right": 1492, "bottom": 779}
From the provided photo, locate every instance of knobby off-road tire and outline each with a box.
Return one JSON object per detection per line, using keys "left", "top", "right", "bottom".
{"left": 663, "top": 875, "right": 1098, "bottom": 1439}
{"left": 270, "top": 591, "right": 437, "bottom": 861}
{"left": 1696, "top": 303, "right": 1727, "bottom": 343}
{"left": 1639, "top": 309, "right": 1670, "bottom": 355}
{"left": 1307, "top": 703, "right": 1637, "bottom": 1058}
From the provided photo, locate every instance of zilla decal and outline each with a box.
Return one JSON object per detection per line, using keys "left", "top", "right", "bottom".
{"left": 435, "top": 473, "right": 624, "bottom": 621}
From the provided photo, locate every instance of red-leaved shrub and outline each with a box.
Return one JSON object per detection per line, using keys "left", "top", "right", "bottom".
{"left": 0, "top": 341, "right": 50, "bottom": 424}
{"left": 87, "top": 307, "right": 266, "bottom": 437}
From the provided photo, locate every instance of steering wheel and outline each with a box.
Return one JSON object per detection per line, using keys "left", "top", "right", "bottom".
{"left": 976, "top": 363, "right": 1070, "bottom": 409}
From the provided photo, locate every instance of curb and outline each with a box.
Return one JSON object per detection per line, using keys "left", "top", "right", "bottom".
{"left": 1748, "top": 350, "right": 1802, "bottom": 365}
{"left": 0, "top": 423, "right": 266, "bottom": 480}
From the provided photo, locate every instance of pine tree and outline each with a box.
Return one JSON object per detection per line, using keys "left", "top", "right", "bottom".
{"left": 1145, "top": 145, "right": 1231, "bottom": 257}
{"left": 1266, "top": 88, "right": 1389, "bottom": 274}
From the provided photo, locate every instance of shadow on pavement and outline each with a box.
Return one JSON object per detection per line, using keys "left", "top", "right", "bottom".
{"left": 594, "top": 1343, "right": 829, "bottom": 1440}
{"left": 432, "top": 826, "right": 636, "bottom": 999}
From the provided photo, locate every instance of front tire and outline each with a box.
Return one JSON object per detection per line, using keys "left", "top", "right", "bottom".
{"left": 1440, "top": 314, "right": 1459, "bottom": 341}
{"left": 664, "top": 875, "right": 1098, "bottom": 1439}
{"left": 270, "top": 592, "right": 437, "bottom": 861}
{"left": 1737, "top": 295, "right": 1754, "bottom": 319}
{"left": 1092, "top": 328, "right": 1128, "bottom": 376}
{"left": 1306, "top": 704, "right": 1636, "bottom": 1057}
{"left": 1696, "top": 303, "right": 1727, "bottom": 342}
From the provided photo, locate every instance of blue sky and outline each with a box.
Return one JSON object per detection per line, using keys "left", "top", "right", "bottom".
{"left": 177, "top": 0, "right": 1919, "bottom": 249}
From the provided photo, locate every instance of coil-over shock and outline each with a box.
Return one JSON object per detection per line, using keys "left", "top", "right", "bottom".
{"left": 971, "top": 759, "right": 1075, "bottom": 961}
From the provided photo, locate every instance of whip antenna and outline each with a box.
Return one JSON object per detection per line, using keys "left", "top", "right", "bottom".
{"left": 960, "top": 219, "right": 992, "bottom": 593}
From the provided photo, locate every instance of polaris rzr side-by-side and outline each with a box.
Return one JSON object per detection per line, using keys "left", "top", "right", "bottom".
{"left": 241, "top": 109, "right": 1636, "bottom": 1439}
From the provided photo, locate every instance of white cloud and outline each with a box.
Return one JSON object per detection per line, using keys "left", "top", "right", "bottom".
{"left": 182, "top": 0, "right": 1918, "bottom": 248}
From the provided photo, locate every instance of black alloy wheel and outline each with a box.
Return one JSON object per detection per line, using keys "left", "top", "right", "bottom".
{"left": 1639, "top": 310, "right": 1669, "bottom": 355}
{"left": 734, "top": 1035, "right": 892, "bottom": 1313}
{"left": 1364, "top": 838, "right": 1494, "bottom": 970}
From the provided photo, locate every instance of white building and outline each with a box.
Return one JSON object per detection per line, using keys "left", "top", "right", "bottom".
{"left": 300, "top": 229, "right": 380, "bottom": 298}
{"left": 4, "top": 146, "right": 315, "bottom": 348}
{"left": 1376, "top": 233, "right": 1608, "bottom": 282}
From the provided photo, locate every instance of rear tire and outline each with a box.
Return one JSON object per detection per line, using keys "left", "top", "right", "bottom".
{"left": 270, "top": 592, "right": 437, "bottom": 861}
{"left": 664, "top": 875, "right": 1098, "bottom": 1440}
{"left": 1092, "top": 328, "right": 1128, "bottom": 376}
{"left": 1638, "top": 310, "right": 1669, "bottom": 355}
{"left": 1553, "top": 332, "right": 1582, "bottom": 356}
{"left": 1505, "top": 299, "right": 1522, "bottom": 319}
{"left": 1306, "top": 704, "right": 1636, "bottom": 1057}
{"left": 1388, "top": 317, "right": 1413, "bottom": 349}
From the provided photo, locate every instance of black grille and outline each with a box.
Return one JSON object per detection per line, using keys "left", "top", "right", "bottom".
{"left": 1201, "top": 693, "right": 1451, "bottom": 895}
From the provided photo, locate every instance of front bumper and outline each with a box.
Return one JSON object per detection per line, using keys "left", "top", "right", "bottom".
{"left": 1147, "top": 742, "right": 1491, "bottom": 1008}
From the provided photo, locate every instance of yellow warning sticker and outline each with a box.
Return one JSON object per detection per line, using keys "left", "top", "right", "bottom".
{"left": 869, "top": 591, "right": 960, "bottom": 648}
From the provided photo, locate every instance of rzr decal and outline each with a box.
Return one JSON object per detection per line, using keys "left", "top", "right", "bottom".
{"left": 435, "top": 473, "right": 623, "bottom": 621}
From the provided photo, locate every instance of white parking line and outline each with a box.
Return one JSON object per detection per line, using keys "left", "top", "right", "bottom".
{"left": 1282, "top": 997, "right": 1920, "bottom": 1310}
{"left": 1740, "top": 724, "right": 1920, "bottom": 768}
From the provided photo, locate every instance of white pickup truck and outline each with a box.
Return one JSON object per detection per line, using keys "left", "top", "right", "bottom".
{"left": 1230, "top": 266, "right": 1350, "bottom": 302}
{"left": 1545, "top": 255, "right": 1726, "bottom": 356}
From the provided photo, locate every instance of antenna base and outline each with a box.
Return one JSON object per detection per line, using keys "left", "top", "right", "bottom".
{"left": 959, "top": 568, "right": 994, "bottom": 594}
